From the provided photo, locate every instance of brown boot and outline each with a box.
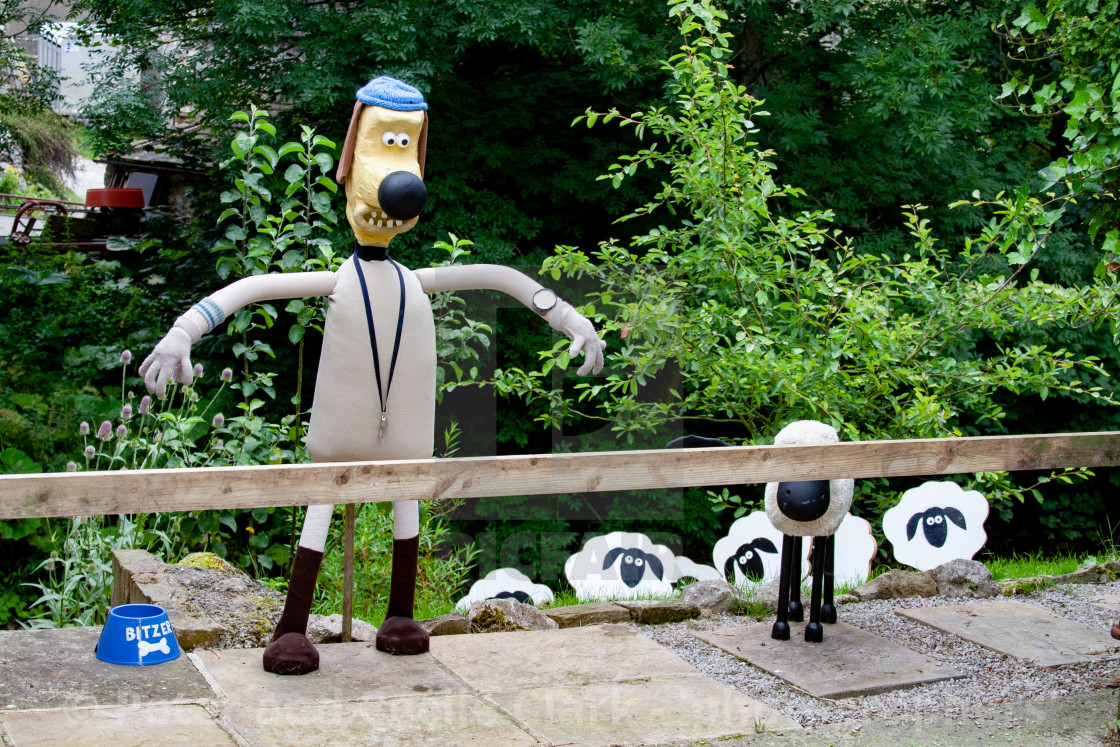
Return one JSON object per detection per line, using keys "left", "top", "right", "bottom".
{"left": 375, "top": 535, "right": 430, "bottom": 655}
{"left": 263, "top": 545, "right": 323, "bottom": 674}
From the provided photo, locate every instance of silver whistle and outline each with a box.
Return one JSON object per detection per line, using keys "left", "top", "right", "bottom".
{"left": 379, "top": 411, "right": 388, "bottom": 438}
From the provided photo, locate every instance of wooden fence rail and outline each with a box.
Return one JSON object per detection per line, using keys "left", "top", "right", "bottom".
{"left": 3, "top": 431, "right": 1120, "bottom": 520}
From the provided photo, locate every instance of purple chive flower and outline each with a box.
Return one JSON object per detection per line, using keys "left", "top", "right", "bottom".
{"left": 96, "top": 421, "right": 112, "bottom": 441}
{"left": 212, "top": 413, "right": 224, "bottom": 428}
{"left": 116, "top": 424, "right": 127, "bottom": 439}
{"left": 121, "top": 405, "right": 133, "bottom": 420}
{"left": 173, "top": 363, "right": 183, "bottom": 381}
{"left": 66, "top": 461, "right": 77, "bottom": 472}
{"left": 213, "top": 439, "right": 224, "bottom": 451}
{"left": 220, "top": 367, "right": 233, "bottom": 383}
{"left": 194, "top": 363, "right": 204, "bottom": 376}
{"left": 84, "top": 445, "right": 95, "bottom": 458}
{"left": 153, "top": 432, "right": 162, "bottom": 443}
{"left": 139, "top": 395, "right": 151, "bottom": 415}
{"left": 121, "top": 350, "right": 132, "bottom": 363}
{"left": 79, "top": 421, "right": 90, "bottom": 435}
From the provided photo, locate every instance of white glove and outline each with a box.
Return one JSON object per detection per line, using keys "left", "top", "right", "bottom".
{"left": 545, "top": 300, "right": 607, "bottom": 375}
{"left": 138, "top": 326, "right": 194, "bottom": 398}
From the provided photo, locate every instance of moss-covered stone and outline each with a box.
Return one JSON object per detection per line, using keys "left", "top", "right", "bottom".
{"left": 176, "top": 552, "right": 249, "bottom": 578}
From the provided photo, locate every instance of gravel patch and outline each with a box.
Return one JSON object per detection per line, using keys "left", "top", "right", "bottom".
{"left": 639, "top": 582, "right": 1120, "bottom": 728}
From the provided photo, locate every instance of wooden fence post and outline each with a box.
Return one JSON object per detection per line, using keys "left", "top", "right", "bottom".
{"left": 342, "top": 503, "right": 355, "bottom": 643}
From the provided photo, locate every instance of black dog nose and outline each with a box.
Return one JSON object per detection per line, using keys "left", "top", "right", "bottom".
{"left": 776, "top": 479, "right": 830, "bottom": 522}
{"left": 378, "top": 171, "right": 427, "bottom": 220}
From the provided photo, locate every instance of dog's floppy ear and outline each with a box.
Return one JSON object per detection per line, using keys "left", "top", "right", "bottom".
{"left": 335, "top": 100, "right": 364, "bottom": 184}
{"left": 417, "top": 112, "right": 428, "bottom": 178}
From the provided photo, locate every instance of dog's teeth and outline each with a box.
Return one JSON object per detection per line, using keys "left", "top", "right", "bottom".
{"left": 394, "top": 220, "right": 402, "bottom": 227}
{"left": 376, "top": 220, "right": 383, "bottom": 228}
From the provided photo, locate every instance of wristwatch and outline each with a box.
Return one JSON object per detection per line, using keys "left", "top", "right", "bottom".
{"left": 532, "top": 288, "right": 558, "bottom": 315}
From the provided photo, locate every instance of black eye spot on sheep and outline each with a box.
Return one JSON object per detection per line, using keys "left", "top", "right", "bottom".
{"left": 723, "top": 538, "right": 779, "bottom": 582}
{"left": 493, "top": 591, "right": 532, "bottom": 603}
{"left": 905, "top": 506, "right": 967, "bottom": 548}
{"left": 602, "top": 547, "right": 665, "bottom": 588}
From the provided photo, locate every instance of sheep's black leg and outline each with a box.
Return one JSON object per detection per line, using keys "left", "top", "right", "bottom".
{"left": 771, "top": 535, "right": 795, "bottom": 641}
{"left": 821, "top": 534, "right": 837, "bottom": 625}
{"left": 805, "top": 536, "right": 827, "bottom": 643}
{"left": 788, "top": 536, "right": 804, "bottom": 623}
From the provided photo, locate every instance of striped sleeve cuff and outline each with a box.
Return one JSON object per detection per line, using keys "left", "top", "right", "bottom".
{"left": 192, "top": 297, "right": 226, "bottom": 330}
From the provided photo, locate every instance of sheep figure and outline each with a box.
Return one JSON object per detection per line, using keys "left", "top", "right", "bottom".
{"left": 602, "top": 547, "right": 665, "bottom": 588}
{"left": 723, "top": 539, "right": 779, "bottom": 583}
{"left": 906, "top": 506, "right": 967, "bottom": 548}
{"left": 764, "top": 420, "right": 854, "bottom": 643}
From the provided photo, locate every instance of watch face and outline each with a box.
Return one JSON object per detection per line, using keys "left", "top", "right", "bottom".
{"left": 533, "top": 288, "right": 558, "bottom": 312}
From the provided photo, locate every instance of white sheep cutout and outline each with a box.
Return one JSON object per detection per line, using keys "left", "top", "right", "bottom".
{"left": 454, "top": 568, "right": 554, "bottom": 612}
{"left": 883, "top": 481, "right": 989, "bottom": 571}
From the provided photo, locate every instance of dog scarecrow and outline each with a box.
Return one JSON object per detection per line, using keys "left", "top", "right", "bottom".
{"left": 139, "top": 76, "right": 606, "bottom": 674}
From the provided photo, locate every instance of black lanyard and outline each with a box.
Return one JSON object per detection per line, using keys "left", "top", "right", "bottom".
{"left": 352, "top": 251, "right": 406, "bottom": 438}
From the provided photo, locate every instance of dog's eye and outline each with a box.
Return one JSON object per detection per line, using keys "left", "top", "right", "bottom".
{"left": 635, "top": 557, "right": 644, "bottom": 567}
{"left": 624, "top": 554, "right": 633, "bottom": 564}
{"left": 395, "top": 133, "right": 411, "bottom": 148}
{"left": 935, "top": 515, "right": 944, "bottom": 524}
{"left": 381, "top": 132, "right": 397, "bottom": 146}
{"left": 745, "top": 550, "right": 754, "bottom": 560}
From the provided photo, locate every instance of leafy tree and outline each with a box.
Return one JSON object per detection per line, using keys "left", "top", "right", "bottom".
{"left": 494, "top": 0, "right": 1117, "bottom": 540}
{"left": 999, "top": 0, "right": 1120, "bottom": 308}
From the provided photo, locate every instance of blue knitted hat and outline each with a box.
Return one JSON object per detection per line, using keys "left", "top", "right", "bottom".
{"left": 356, "top": 76, "right": 428, "bottom": 111}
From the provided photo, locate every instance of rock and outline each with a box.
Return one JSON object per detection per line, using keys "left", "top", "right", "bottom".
{"left": 419, "top": 613, "right": 470, "bottom": 636}
{"left": 305, "top": 614, "right": 377, "bottom": 643}
{"left": 468, "top": 599, "right": 559, "bottom": 633}
{"left": 614, "top": 599, "right": 700, "bottom": 625}
{"left": 754, "top": 579, "right": 782, "bottom": 609}
{"left": 176, "top": 552, "right": 251, "bottom": 578}
{"left": 679, "top": 580, "right": 741, "bottom": 615}
{"left": 111, "top": 549, "right": 165, "bottom": 607}
{"left": 834, "top": 593, "right": 859, "bottom": 605}
{"left": 851, "top": 570, "right": 936, "bottom": 600}
{"left": 1053, "top": 565, "right": 1107, "bottom": 585}
{"left": 110, "top": 549, "right": 285, "bottom": 650}
{"left": 928, "top": 559, "right": 999, "bottom": 598}
{"left": 544, "top": 602, "right": 631, "bottom": 628}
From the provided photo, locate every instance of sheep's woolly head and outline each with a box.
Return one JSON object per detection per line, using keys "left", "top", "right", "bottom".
{"left": 764, "top": 420, "right": 854, "bottom": 537}
{"left": 773, "top": 419, "right": 840, "bottom": 446}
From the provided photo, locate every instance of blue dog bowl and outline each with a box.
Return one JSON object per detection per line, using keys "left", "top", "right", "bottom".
{"left": 96, "top": 604, "right": 181, "bottom": 666}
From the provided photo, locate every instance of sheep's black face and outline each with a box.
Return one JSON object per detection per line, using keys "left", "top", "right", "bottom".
{"left": 776, "top": 479, "right": 830, "bottom": 522}
{"left": 723, "top": 538, "right": 778, "bottom": 582}
{"left": 493, "top": 591, "right": 532, "bottom": 603}
{"left": 602, "top": 547, "right": 665, "bottom": 588}
{"left": 906, "top": 506, "right": 967, "bottom": 548}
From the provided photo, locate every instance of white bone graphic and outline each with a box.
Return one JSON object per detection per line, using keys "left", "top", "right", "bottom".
{"left": 138, "top": 637, "right": 171, "bottom": 659}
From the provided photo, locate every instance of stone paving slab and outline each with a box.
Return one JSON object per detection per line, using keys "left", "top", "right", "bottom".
{"left": 0, "top": 703, "right": 235, "bottom": 746}
{"left": 0, "top": 627, "right": 212, "bottom": 710}
{"left": 223, "top": 693, "right": 539, "bottom": 746}
{"left": 693, "top": 621, "right": 963, "bottom": 699}
{"left": 1088, "top": 588, "right": 1120, "bottom": 611}
{"left": 191, "top": 641, "right": 464, "bottom": 707}
{"left": 490, "top": 674, "right": 799, "bottom": 746}
{"left": 544, "top": 601, "right": 631, "bottom": 628}
{"left": 897, "top": 600, "right": 1120, "bottom": 666}
{"left": 428, "top": 623, "right": 697, "bottom": 692}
